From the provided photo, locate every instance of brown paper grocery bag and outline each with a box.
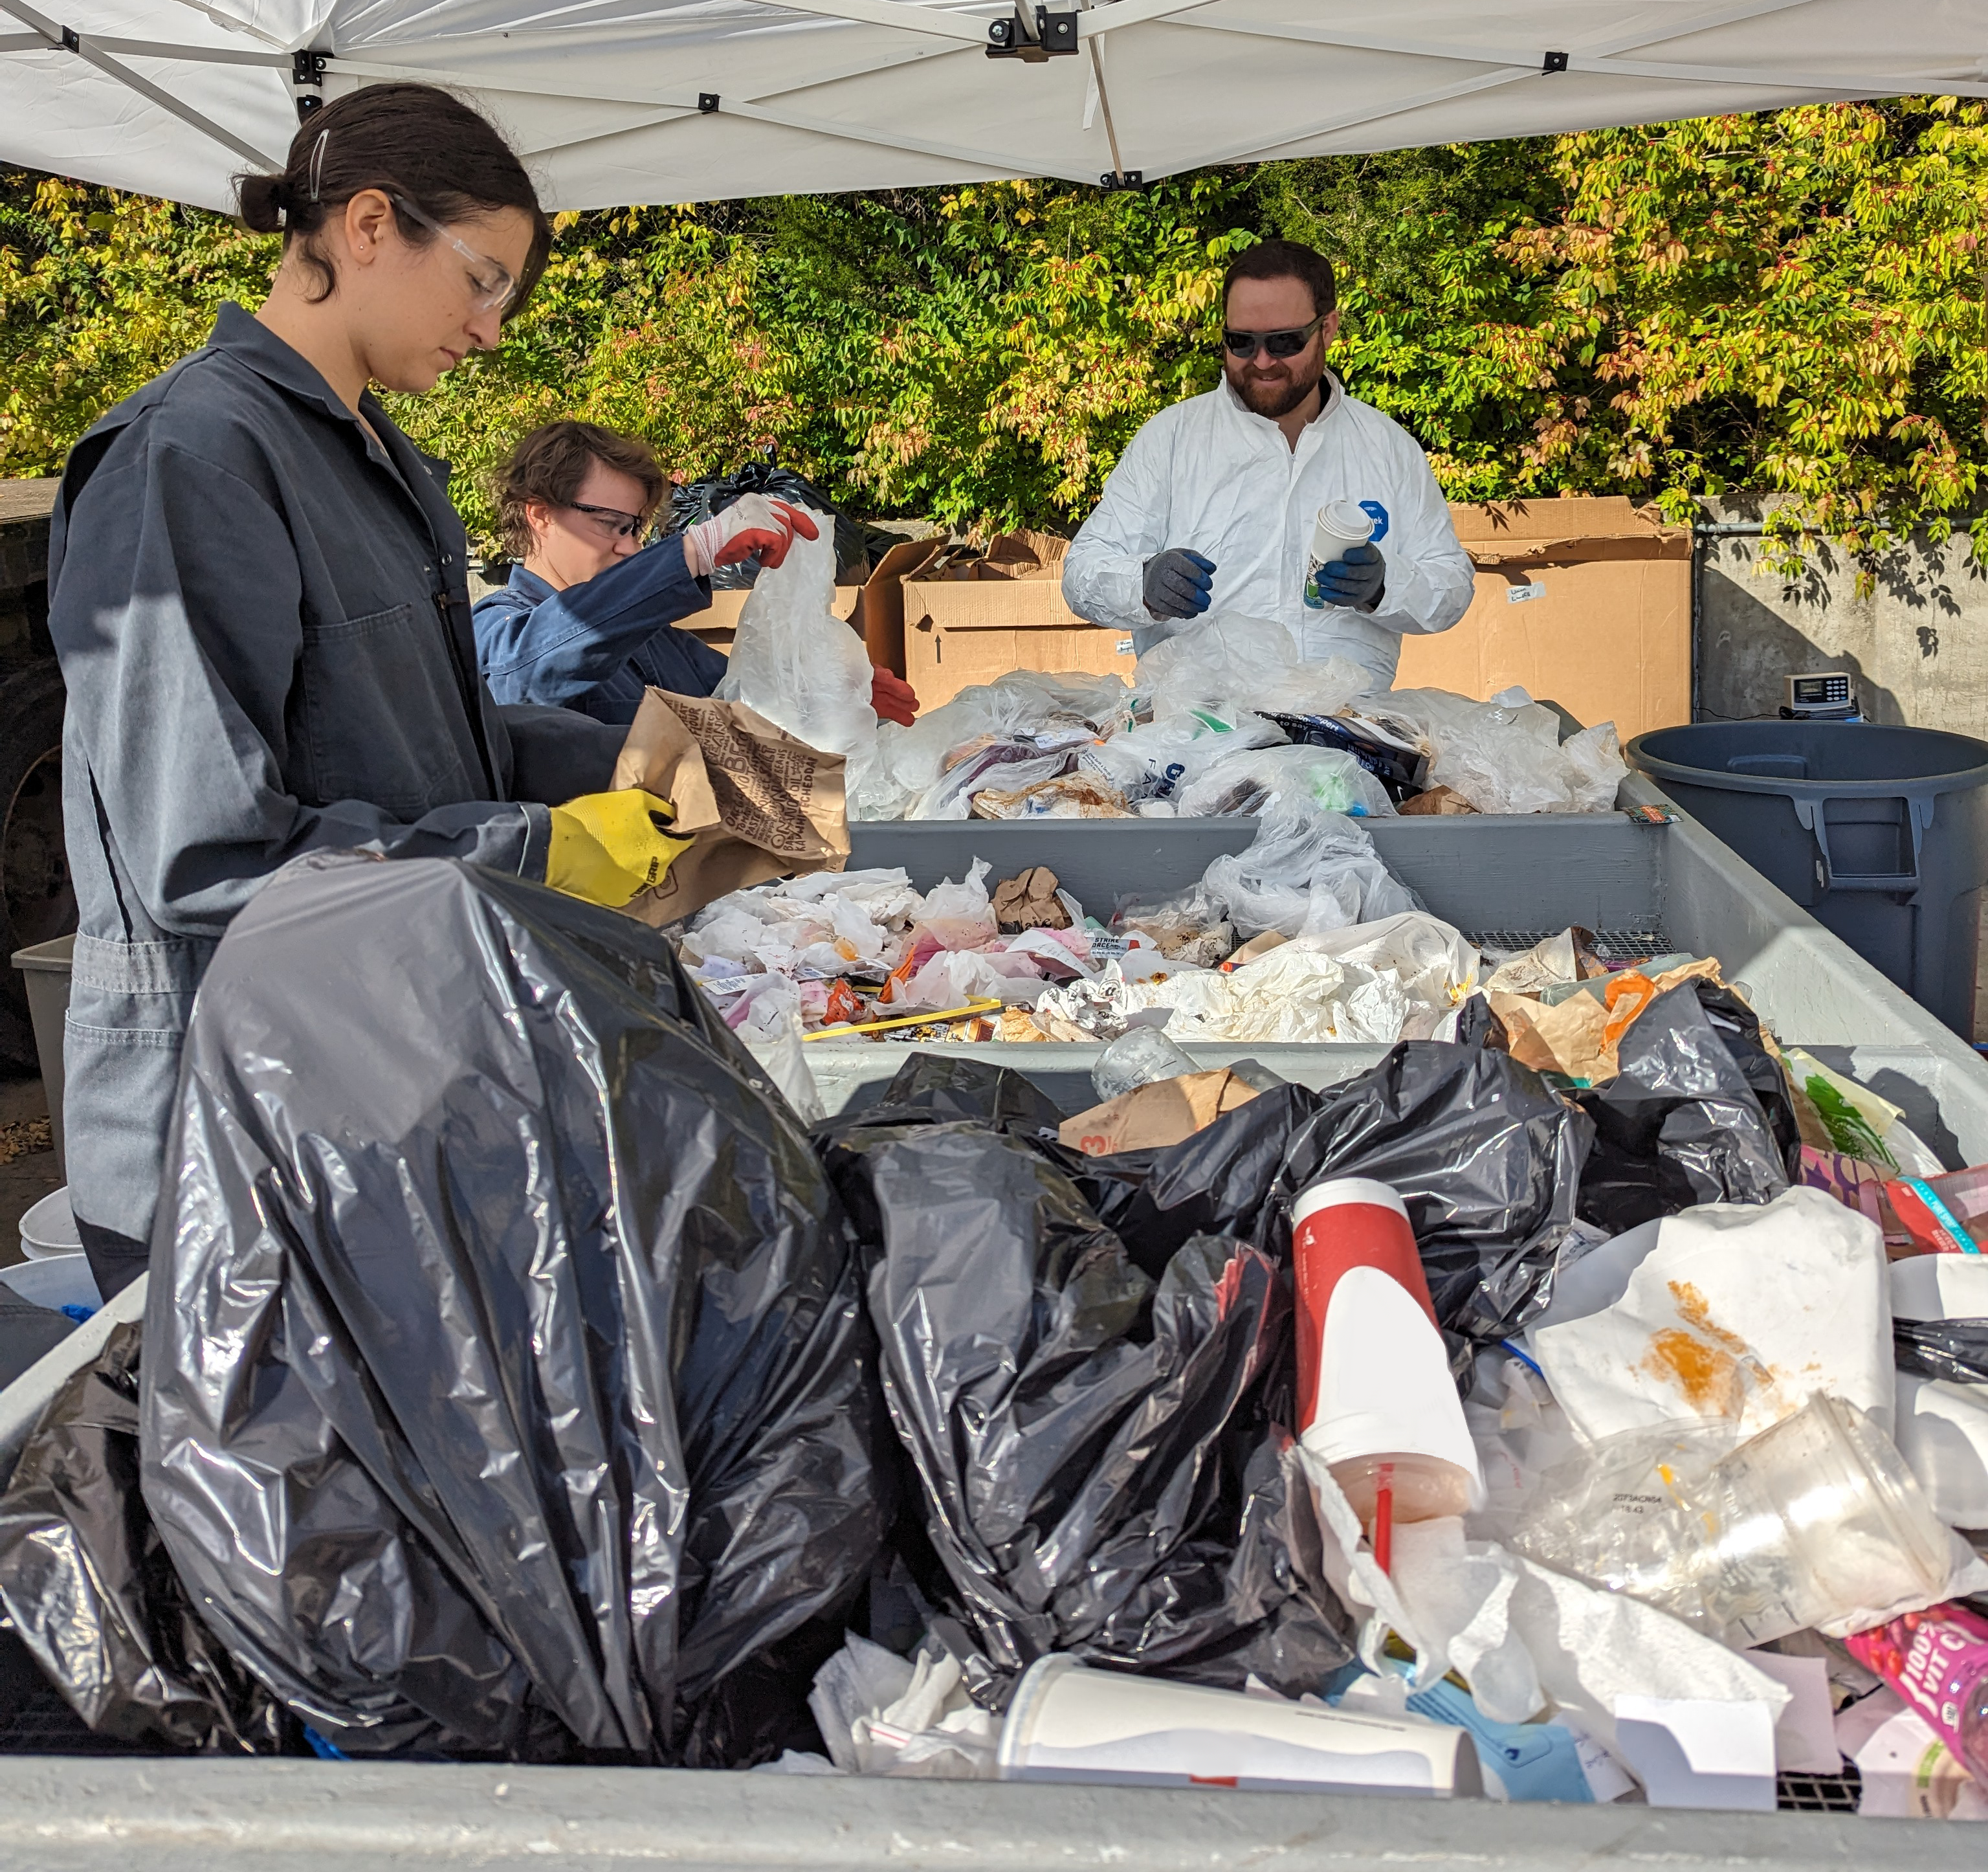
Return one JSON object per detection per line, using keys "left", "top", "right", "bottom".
{"left": 612, "top": 689, "right": 848, "bottom": 925}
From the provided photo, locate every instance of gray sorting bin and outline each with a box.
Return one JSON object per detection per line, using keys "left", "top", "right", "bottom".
{"left": 1628, "top": 721, "right": 1988, "bottom": 1036}
{"left": 828, "top": 791, "right": 1988, "bottom": 1158}
{"left": 5, "top": 796, "right": 1988, "bottom": 1866}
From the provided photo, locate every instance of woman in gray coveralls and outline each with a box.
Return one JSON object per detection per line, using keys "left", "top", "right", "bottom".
{"left": 46, "top": 84, "right": 679, "bottom": 1295}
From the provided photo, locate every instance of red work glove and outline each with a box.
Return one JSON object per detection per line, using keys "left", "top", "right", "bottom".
{"left": 870, "top": 667, "right": 920, "bottom": 726}
{"left": 684, "top": 495, "right": 821, "bottom": 577}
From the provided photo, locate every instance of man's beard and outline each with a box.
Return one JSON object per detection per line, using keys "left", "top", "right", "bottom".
{"left": 1231, "top": 366, "right": 1321, "bottom": 420}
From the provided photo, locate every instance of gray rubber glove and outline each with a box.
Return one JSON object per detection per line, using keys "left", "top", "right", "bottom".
{"left": 1312, "top": 540, "right": 1385, "bottom": 612}
{"left": 1142, "top": 548, "right": 1217, "bottom": 621}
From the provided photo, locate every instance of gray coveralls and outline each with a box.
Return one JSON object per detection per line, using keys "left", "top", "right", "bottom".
{"left": 47, "top": 303, "right": 621, "bottom": 1295}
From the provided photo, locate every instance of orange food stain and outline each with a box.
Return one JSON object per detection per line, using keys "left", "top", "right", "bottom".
{"left": 1642, "top": 1329, "right": 1744, "bottom": 1416}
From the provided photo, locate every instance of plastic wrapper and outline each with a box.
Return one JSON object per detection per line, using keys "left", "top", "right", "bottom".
{"left": 971, "top": 771, "right": 1131, "bottom": 819}
{"left": 0, "top": 1322, "right": 288, "bottom": 1754}
{"left": 1895, "top": 1317, "right": 1988, "bottom": 1388}
{"left": 141, "top": 853, "right": 892, "bottom": 1765}
{"left": 820, "top": 1107, "right": 1352, "bottom": 1693}
{"left": 1264, "top": 710, "right": 1430, "bottom": 803}
{"left": 1115, "top": 882, "right": 1235, "bottom": 966}
{"left": 1202, "top": 804, "right": 1418, "bottom": 940}
{"left": 1574, "top": 980, "right": 1800, "bottom": 1233}
{"left": 1276, "top": 1042, "right": 1595, "bottom": 1343}
{"left": 718, "top": 515, "right": 879, "bottom": 803}
{"left": 1175, "top": 743, "right": 1397, "bottom": 820}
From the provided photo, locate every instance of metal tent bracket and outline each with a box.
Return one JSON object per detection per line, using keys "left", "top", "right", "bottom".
{"left": 988, "top": 2, "right": 1077, "bottom": 60}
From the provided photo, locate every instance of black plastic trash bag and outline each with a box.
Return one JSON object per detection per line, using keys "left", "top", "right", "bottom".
{"left": 1576, "top": 981, "right": 1799, "bottom": 1234}
{"left": 668, "top": 453, "right": 868, "bottom": 589}
{"left": 1052, "top": 1082, "right": 1326, "bottom": 1279}
{"left": 1274, "top": 1043, "right": 1593, "bottom": 1344}
{"left": 823, "top": 1115, "right": 1351, "bottom": 1696}
{"left": 141, "top": 854, "right": 891, "bottom": 1766}
{"left": 1896, "top": 1317, "right": 1988, "bottom": 1388}
{"left": 816, "top": 1051, "right": 1065, "bottom": 1140}
{"left": 0, "top": 1322, "right": 288, "bottom": 1754}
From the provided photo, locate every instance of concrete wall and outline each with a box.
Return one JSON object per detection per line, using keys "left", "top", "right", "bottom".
{"left": 1696, "top": 502, "right": 1988, "bottom": 733}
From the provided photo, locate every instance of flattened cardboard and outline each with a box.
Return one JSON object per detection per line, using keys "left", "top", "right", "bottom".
{"left": 1059, "top": 1070, "right": 1259, "bottom": 1155}
{"left": 612, "top": 688, "right": 848, "bottom": 924}
{"left": 1396, "top": 497, "right": 1690, "bottom": 741}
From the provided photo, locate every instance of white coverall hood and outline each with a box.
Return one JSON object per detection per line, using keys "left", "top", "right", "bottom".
{"left": 1061, "top": 374, "right": 1476, "bottom": 690}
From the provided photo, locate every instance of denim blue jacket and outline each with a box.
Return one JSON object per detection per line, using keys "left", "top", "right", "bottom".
{"left": 474, "top": 549, "right": 727, "bottom": 726}
{"left": 48, "top": 304, "right": 622, "bottom": 1270}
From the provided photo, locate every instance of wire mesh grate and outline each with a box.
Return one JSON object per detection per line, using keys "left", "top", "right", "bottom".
{"left": 1776, "top": 1765, "right": 1862, "bottom": 1813}
{"left": 1468, "top": 929, "right": 1672, "bottom": 965}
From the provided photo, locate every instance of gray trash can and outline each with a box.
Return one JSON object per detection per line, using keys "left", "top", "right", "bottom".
{"left": 1628, "top": 722, "right": 1988, "bottom": 1036}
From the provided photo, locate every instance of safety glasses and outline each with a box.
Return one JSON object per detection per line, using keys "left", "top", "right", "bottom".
{"left": 567, "top": 501, "right": 647, "bottom": 540}
{"left": 1222, "top": 315, "right": 1325, "bottom": 361}
{"left": 390, "top": 193, "right": 519, "bottom": 315}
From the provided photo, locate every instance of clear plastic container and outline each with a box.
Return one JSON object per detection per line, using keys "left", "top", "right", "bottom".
{"left": 1511, "top": 1419, "right": 1734, "bottom": 1623}
{"left": 1090, "top": 1025, "right": 1198, "bottom": 1101}
{"left": 1686, "top": 1394, "right": 1955, "bottom": 1646}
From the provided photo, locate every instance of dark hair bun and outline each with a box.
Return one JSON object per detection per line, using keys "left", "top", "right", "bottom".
{"left": 237, "top": 172, "right": 287, "bottom": 235}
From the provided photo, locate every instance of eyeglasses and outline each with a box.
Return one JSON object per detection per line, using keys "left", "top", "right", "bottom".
{"left": 567, "top": 500, "right": 647, "bottom": 539}
{"left": 1222, "top": 315, "right": 1325, "bottom": 361}
{"left": 390, "top": 193, "right": 519, "bottom": 315}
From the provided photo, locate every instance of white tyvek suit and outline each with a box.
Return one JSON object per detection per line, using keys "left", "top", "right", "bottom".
{"left": 1061, "top": 374, "right": 1476, "bottom": 688}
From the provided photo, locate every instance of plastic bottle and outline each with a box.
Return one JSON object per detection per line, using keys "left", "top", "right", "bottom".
{"left": 1292, "top": 1177, "right": 1483, "bottom": 1551}
{"left": 1846, "top": 1603, "right": 1988, "bottom": 1783}
{"left": 1302, "top": 500, "right": 1377, "bottom": 610}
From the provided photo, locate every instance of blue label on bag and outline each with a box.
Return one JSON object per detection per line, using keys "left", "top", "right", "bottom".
{"left": 1359, "top": 500, "right": 1391, "bottom": 540}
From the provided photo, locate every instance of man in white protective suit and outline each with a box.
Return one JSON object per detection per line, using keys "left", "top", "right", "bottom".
{"left": 1061, "top": 239, "right": 1475, "bottom": 687}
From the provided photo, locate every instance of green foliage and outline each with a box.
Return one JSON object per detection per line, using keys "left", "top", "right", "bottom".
{"left": 4, "top": 100, "right": 1987, "bottom": 573}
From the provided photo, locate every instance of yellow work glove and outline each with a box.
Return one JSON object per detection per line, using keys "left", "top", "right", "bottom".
{"left": 546, "top": 790, "right": 694, "bottom": 907}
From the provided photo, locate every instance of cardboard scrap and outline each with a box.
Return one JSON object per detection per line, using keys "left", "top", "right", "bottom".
{"left": 1058, "top": 1069, "right": 1259, "bottom": 1156}
{"left": 992, "top": 867, "right": 1071, "bottom": 933}
{"left": 613, "top": 687, "right": 848, "bottom": 926}
{"left": 1398, "top": 785, "right": 1478, "bottom": 817}
{"left": 1491, "top": 958, "right": 1723, "bottom": 1084}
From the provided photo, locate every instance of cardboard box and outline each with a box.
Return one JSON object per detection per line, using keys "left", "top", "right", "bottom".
{"left": 1397, "top": 498, "right": 1691, "bottom": 739}
{"left": 679, "top": 538, "right": 943, "bottom": 671}
{"left": 682, "top": 578, "right": 863, "bottom": 660}
{"left": 902, "top": 530, "right": 1135, "bottom": 707}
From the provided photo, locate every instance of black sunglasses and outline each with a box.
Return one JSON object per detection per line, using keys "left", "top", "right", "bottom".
{"left": 1223, "top": 315, "right": 1325, "bottom": 361}
{"left": 567, "top": 500, "right": 646, "bottom": 539}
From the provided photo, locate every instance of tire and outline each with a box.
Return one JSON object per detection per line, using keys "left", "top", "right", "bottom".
{"left": 0, "top": 660, "right": 74, "bottom": 1073}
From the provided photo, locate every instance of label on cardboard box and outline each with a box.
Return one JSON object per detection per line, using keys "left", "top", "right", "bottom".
{"left": 1507, "top": 581, "right": 1547, "bottom": 604}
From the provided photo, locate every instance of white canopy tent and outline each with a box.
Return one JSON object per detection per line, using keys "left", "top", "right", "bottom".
{"left": 1, "top": 0, "right": 1984, "bottom": 212}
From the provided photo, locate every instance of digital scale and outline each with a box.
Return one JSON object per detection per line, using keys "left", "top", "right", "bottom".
{"left": 1779, "top": 671, "right": 1861, "bottom": 722}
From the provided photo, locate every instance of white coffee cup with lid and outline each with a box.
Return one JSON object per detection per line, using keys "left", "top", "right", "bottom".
{"left": 1303, "top": 498, "right": 1377, "bottom": 609}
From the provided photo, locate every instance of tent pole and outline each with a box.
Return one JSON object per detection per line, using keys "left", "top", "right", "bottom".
{"left": 0, "top": 0, "right": 282, "bottom": 164}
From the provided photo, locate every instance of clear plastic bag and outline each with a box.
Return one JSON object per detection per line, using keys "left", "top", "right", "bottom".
{"left": 1101, "top": 710, "right": 1286, "bottom": 806}
{"left": 1203, "top": 803, "right": 1417, "bottom": 939}
{"left": 717, "top": 514, "right": 879, "bottom": 799}
{"left": 1350, "top": 688, "right": 1627, "bottom": 816}
{"left": 1175, "top": 743, "right": 1397, "bottom": 819}
{"left": 1136, "top": 614, "right": 1373, "bottom": 723}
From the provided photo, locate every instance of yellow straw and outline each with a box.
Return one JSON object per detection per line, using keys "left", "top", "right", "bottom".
{"left": 803, "top": 997, "right": 1004, "bottom": 1042}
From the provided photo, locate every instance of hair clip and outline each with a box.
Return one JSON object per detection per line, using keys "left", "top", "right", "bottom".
{"left": 307, "top": 127, "right": 329, "bottom": 203}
